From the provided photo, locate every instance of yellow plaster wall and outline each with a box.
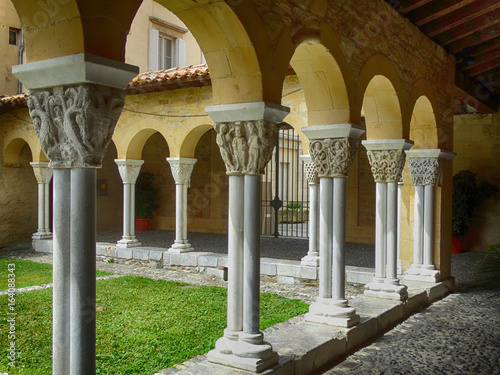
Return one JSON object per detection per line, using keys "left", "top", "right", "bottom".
{"left": 125, "top": 0, "right": 203, "bottom": 73}
{"left": 0, "top": 0, "right": 21, "bottom": 95}
{"left": 453, "top": 111, "right": 500, "bottom": 251}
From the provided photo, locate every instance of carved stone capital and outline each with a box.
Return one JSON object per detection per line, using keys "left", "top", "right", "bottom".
{"left": 30, "top": 162, "right": 53, "bottom": 184}
{"left": 407, "top": 158, "right": 441, "bottom": 186}
{"left": 309, "top": 137, "right": 359, "bottom": 178}
{"left": 366, "top": 149, "right": 406, "bottom": 183}
{"left": 167, "top": 157, "right": 197, "bottom": 184}
{"left": 115, "top": 159, "right": 144, "bottom": 184}
{"left": 300, "top": 155, "right": 319, "bottom": 185}
{"left": 214, "top": 120, "right": 276, "bottom": 176}
{"left": 27, "top": 84, "right": 125, "bottom": 169}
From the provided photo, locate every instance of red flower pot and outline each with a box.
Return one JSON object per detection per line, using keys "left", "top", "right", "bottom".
{"left": 135, "top": 218, "right": 151, "bottom": 232}
{"left": 451, "top": 236, "right": 464, "bottom": 254}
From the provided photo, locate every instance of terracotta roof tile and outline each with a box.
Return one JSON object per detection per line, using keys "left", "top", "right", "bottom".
{"left": 0, "top": 65, "right": 212, "bottom": 111}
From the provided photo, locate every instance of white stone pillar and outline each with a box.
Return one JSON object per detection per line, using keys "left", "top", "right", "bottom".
{"left": 362, "top": 139, "right": 413, "bottom": 301}
{"left": 167, "top": 157, "right": 197, "bottom": 253}
{"left": 302, "top": 124, "right": 364, "bottom": 327}
{"left": 397, "top": 179, "right": 403, "bottom": 275}
{"left": 300, "top": 155, "right": 320, "bottom": 267}
{"left": 404, "top": 150, "right": 455, "bottom": 282}
{"left": 17, "top": 53, "right": 138, "bottom": 375}
{"left": 30, "top": 162, "right": 53, "bottom": 239}
{"left": 52, "top": 168, "right": 71, "bottom": 375}
{"left": 115, "top": 159, "right": 144, "bottom": 248}
{"left": 206, "top": 102, "right": 289, "bottom": 373}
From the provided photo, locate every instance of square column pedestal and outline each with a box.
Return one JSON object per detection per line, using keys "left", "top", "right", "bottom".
{"left": 362, "top": 139, "right": 413, "bottom": 301}
{"left": 301, "top": 124, "right": 365, "bottom": 327}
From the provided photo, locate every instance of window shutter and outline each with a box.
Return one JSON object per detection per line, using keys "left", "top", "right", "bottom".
{"left": 148, "top": 28, "right": 159, "bottom": 71}
{"left": 175, "top": 38, "right": 187, "bottom": 67}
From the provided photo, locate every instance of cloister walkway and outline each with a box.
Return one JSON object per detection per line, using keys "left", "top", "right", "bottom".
{"left": 96, "top": 230, "right": 375, "bottom": 268}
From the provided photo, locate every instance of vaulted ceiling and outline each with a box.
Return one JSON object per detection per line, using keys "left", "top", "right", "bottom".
{"left": 385, "top": 0, "right": 500, "bottom": 114}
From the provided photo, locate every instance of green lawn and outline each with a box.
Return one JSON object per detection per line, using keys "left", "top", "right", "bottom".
{"left": 0, "top": 276, "right": 309, "bottom": 374}
{"left": 0, "top": 258, "right": 112, "bottom": 290}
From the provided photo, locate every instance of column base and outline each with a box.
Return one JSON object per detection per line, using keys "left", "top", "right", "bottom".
{"left": 32, "top": 232, "right": 53, "bottom": 240}
{"left": 117, "top": 238, "right": 142, "bottom": 248}
{"left": 168, "top": 241, "right": 193, "bottom": 253}
{"left": 364, "top": 278, "right": 408, "bottom": 301}
{"left": 305, "top": 298, "right": 360, "bottom": 327}
{"left": 404, "top": 264, "right": 440, "bottom": 283}
{"left": 208, "top": 332, "right": 278, "bottom": 373}
{"left": 301, "top": 254, "right": 319, "bottom": 267}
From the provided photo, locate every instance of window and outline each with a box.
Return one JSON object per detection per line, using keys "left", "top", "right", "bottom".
{"left": 9, "top": 27, "right": 20, "bottom": 46}
{"left": 148, "top": 27, "right": 187, "bottom": 72}
{"left": 158, "top": 34, "right": 173, "bottom": 70}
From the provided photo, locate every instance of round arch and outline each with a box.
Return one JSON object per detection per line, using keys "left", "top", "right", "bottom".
{"left": 179, "top": 125, "right": 214, "bottom": 158}
{"left": 407, "top": 80, "right": 440, "bottom": 149}
{"left": 358, "top": 55, "right": 408, "bottom": 140}
{"left": 4, "top": 129, "right": 47, "bottom": 165}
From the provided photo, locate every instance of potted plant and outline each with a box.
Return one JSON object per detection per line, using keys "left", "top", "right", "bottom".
{"left": 135, "top": 172, "right": 160, "bottom": 231}
{"left": 452, "top": 170, "right": 498, "bottom": 253}
{"left": 278, "top": 201, "right": 309, "bottom": 223}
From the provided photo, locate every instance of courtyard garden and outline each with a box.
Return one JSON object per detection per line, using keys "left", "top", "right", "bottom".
{"left": 0, "top": 259, "right": 309, "bottom": 375}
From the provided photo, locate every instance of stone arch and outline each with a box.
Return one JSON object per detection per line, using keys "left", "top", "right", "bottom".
{"left": 116, "top": 120, "right": 172, "bottom": 160}
{"left": 3, "top": 130, "right": 46, "bottom": 165}
{"left": 282, "top": 112, "right": 310, "bottom": 154}
{"left": 179, "top": 125, "right": 214, "bottom": 158}
{"left": 358, "top": 55, "right": 406, "bottom": 140}
{"left": 154, "top": 0, "right": 266, "bottom": 105}
{"left": 290, "top": 37, "right": 352, "bottom": 127}
{"left": 11, "top": 0, "right": 142, "bottom": 62}
{"left": 408, "top": 80, "right": 440, "bottom": 149}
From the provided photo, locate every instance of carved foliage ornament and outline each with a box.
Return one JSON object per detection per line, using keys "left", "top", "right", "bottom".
{"left": 170, "top": 162, "right": 195, "bottom": 185}
{"left": 407, "top": 158, "right": 441, "bottom": 186}
{"left": 366, "top": 150, "right": 406, "bottom": 183}
{"left": 214, "top": 120, "right": 276, "bottom": 176}
{"left": 27, "top": 85, "right": 125, "bottom": 168}
{"left": 309, "top": 137, "right": 359, "bottom": 178}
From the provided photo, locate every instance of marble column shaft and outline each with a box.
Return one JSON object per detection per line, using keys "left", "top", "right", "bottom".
{"left": 115, "top": 159, "right": 144, "bottom": 248}
{"left": 167, "top": 157, "right": 197, "bottom": 253}
{"left": 405, "top": 152, "right": 452, "bottom": 282}
{"left": 30, "top": 162, "right": 53, "bottom": 239}
{"left": 23, "top": 74, "right": 131, "bottom": 375}
{"left": 302, "top": 125, "right": 364, "bottom": 327}
{"left": 206, "top": 102, "right": 288, "bottom": 372}
{"left": 362, "top": 140, "right": 413, "bottom": 301}
{"left": 300, "top": 155, "right": 320, "bottom": 267}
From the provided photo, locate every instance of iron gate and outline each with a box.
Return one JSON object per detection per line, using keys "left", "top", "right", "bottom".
{"left": 261, "top": 123, "right": 309, "bottom": 238}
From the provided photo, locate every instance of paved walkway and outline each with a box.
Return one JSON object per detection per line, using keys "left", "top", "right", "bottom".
{"left": 1, "top": 231, "right": 498, "bottom": 375}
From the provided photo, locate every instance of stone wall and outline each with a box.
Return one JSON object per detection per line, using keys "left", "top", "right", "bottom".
{"left": 0, "top": 110, "right": 38, "bottom": 247}
{"left": 0, "top": 0, "right": 22, "bottom": 96}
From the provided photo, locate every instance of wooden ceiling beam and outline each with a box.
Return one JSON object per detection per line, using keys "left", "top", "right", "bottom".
{"left": 422, "top": 0, "right": 500, "bottom": 37}
{"left": 410, "top": 0, "right": 476, "bottom": 26}
{"left": 455, "top": 72, "right": 498, "bottom": 113}
{"left": 433, "top": 9, "right": 500, "bottom": 45}
{"left": 448, "top": 23, "right": 500, "bottom": 53}
{"left": 399, "top": 0, "right": 434, "bottom": 14}
{"left": 455, "top": 36, "right": 500, "bottom": 59}
{"left": 464, "top": 56, "right": 500, "bottom": 77}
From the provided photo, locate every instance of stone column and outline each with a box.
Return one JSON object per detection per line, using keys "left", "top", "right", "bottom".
{"left": 362, "top": 139, "right": 413, "bottom": 301}
{"left": 300, "top": 155, "right": 320, "bottom": 266}
{"left": 404, "top": 150, "right": 455, "bottom": 282}
{"left": 302, "top": 124, "right": 364, "bottom": 327}
{"left": 16, "top": 53, "right": 138, "bottom": 375}
{"left": 115, "top": 159, "right": 144, "bottom": 248}
{"left": 30, "top": 162, "right": 53, "bottom": 239}
{"left": 167, "top": 157, "right": 197, "bottom": 253}
{"left": 397, "top": 179, "right": 403, "bottom": 275}
{"left": 206, "top": 102, "right": 289, "bottom": 373}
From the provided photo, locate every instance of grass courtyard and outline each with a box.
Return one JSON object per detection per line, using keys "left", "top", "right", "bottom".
{"left": 0, "top": 259, "right": 309, "bottom": 375}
